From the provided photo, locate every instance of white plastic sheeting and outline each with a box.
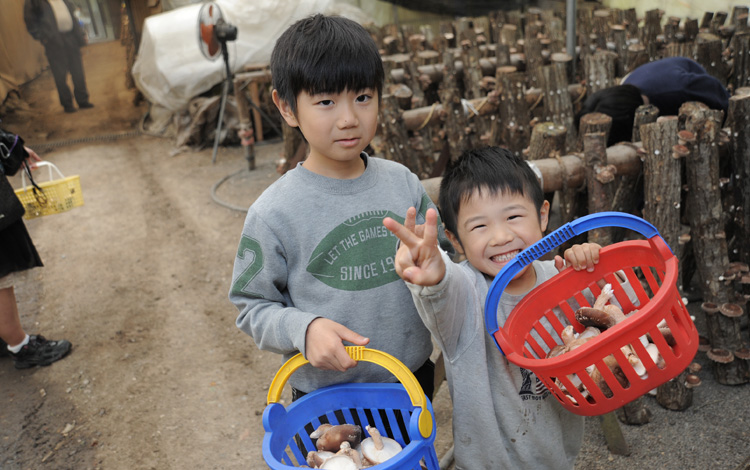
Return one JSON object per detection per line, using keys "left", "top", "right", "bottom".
{"left": 132, "top": 0, "right": 372, "bottom": 111}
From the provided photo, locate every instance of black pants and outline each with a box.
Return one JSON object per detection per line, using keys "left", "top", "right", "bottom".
{"left": 291, "top": 358, "right": 435, "bottom": 402}
{"left": 44, "top": 32, "right": 89, "bottom": 109}
{"left": 292, "top": 359, "right": 435, "bottom": 453}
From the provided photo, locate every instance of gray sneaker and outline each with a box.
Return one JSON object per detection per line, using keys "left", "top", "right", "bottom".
{"left": 10, "top": 335, "right": 72, "bottom": 369}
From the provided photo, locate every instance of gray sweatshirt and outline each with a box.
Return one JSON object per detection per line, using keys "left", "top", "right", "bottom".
{"left": 407, "top": 252, "right": 585, "bottom": 470}
{"left": 229, "top": 154, "right": 437, "bottom": 392}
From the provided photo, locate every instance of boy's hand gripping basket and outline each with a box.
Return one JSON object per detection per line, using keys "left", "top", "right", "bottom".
{"left": 485, "top": 212, "right": 699, "bottom": 416}
{"left": 262, "top": 347, "right": 439, "bottom": 469}
{"left": 15, "top": 161, "right": 84, "bottom": 219}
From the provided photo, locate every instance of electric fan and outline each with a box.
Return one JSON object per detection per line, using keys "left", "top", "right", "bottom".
{"left": 197, "top": 2, "right": 238, "bottom": 162}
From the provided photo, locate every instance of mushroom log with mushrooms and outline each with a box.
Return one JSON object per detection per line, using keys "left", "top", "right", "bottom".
{"left": 547, "top": 284, "right": 674, "bottom": 401}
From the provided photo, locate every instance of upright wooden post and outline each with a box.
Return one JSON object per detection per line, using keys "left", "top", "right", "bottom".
{"left": 583, "top": 50, "right": 618, "bottom": 94}
{"left": 641, "top": 117, "right": 682, "bottom": 273}
{"left": 681, "top": 101, "right": 748, "bottom": 384}
{"left": 538, "top": 63, "right": 576, "bottom": 151}
{"left": 728, "top": 93, "right": 750, "bottom": 267}
{"left": 439, "top": 49, "right": 472, "bottom": 163}
{"left": 583, "top": 132, "right": 616, "bottom": 245}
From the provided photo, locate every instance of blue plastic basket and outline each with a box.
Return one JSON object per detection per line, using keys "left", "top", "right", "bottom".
{"left": 262, "top": 347, "right": 439, "bottom": 469}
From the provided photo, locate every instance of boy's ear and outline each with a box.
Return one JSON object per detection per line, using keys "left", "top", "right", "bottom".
{"left": 539, "top": 200, "right": 550, "bottom": 233}
{"left": 445, "top": 229, "right": 465, "bottom": 255}
{"left": 272, "top": 89, "right": 299, "bottom": 128}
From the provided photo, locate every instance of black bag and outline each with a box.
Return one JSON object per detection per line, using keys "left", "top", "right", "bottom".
{"left": 0, "top": 129, "right": 29, "bottom": 176}
{"left": 0, "top": 170, "right": 25, "bottom": 231}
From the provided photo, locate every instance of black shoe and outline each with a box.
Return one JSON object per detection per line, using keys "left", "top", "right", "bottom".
{"left": 11, "top": 335, "right": 72, "bottom": 369}
{"left": 64, "top": 106, "right": 77, "bottom": 113}
{"left": 0, "top": 338, "right": 8, "bottom": 357}
{"left": 78, "top": 102, "right": 94, "bottom": 109}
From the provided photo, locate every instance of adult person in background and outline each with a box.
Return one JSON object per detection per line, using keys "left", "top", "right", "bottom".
{"left": 0, "top": 129, "right": 72, "bottom": 369}
{"left": 24, "top": 0, "right": 94, "bottom": 114}
{"left": 575, "top": 57, "right": 730, "bottom": 146}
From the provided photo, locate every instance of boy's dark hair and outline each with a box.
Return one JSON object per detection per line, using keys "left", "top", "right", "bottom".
{"left": 574, "top": 84, "right": 644, "bottom": 147}
{"left": 270, "top": 14, "right": 384, "bottom": 114}
{"left": 438, "top": 147, "right": 545, "bottom": 240}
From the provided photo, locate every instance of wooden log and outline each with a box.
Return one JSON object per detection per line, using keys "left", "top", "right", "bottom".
{"left": 731, "top": 6, "right": 749, "bottom": 27}
{"left": 438, "top": 49, "right": 472, "bottom": 163}
{"left": 703, "top": 303, "right": 745, "bottom": 351}
{"left": 664, "top": 41, "right": 695, "bottom": 59}
{"left": 391, "top": 84, "right": 413, "bottom": 110}
{"left": 527, "top": 122, "right": 567, "bottom": 160}
{"left": 525, "top": 38, "right": 546, "bottom": 85}
{"left": 490, "top": 70, "right": 531, "bottom": 156}
{"left": 735, "top": 348, "right": 750, "bottom": 382}
{"left": 632, "top": 104, "right": 660, "bottom": 143}
{"left": 641, "top": 9, "right": 664, "bottom": 61}
{"left": 707, "top": 348, "right": 749, "bottom": 385}
{"left": 615, "top": 397, "right": 652, "bottom": 425}
{"left": 460, "top": 37, "right": 490, "bottom": 139}
{"left": 584, "top": 50, "right": 619, "bottom": 94}
{"left": 584, "top": 132, "right": 616, "bottom": 245}
{"left": 655, "top": 370, "right": 693, "bottom": 410}
{"left": 623, "top": 8, "right": 639, "bottom": 38}
{"left": 728, "top": 93, "right": 750, "bottom": 266}
{"left": 403, "top": 62, "right": 425, "bottom": 108}
{"left": 278, "top": 121, "right": 305, "bottom": 175}
{"left": 611, "top": 25, "right": 629, "bottom": 77}
{"left": 710, "top": 11, "right": 729, "bottom": 35}
{"left": 233, "top": 75, "right": 255, "bottom": 170}
{"left": 420, "top": 144, "right": 641, "bottom": 204}
{"left": 538, "top": 63, "right": 576, "bottom": 151}
{"left": 592, "top": 9, "right": 611, "bottom": 50}
{"left": 641, "top": 117, "right": 681, "bottom": 274}
{"left": 381, "top": 93, "right": 423, "bottom": 175}
{"left": 684, "top": 18, "right": 699, "bottom": 42}
{"left": 625, "top": 43, "right": 648, "bottom": 76}
{"left": 578, "top": 112, "right": 612, "bottom": 152}
{"left": 695, "top": 33, "right": 727, "bottom": 86}
{"left": 681, "top": 102, "right": 730, "bottom": 305}
{"left": 610, "top": 105, "right": 659, "bottom": 224}
{"left": 500, "top": 23, "right": 518, "bottom": 46}
{"left": 730, "top": 33, "right": 750, "bottom": 92}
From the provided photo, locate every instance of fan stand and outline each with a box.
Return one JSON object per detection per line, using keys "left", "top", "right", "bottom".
{"left": 212, "top": 37, "right": 233, "bottom": 164}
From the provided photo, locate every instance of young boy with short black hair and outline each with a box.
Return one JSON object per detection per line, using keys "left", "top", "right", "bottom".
{"left": 384, "top": 147, "right": 601, "bottom": 469}
{"left": 229, "top": 14, "right": 443, "bottom": 400}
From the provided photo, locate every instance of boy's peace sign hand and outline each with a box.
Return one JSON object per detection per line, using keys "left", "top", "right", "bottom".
{"left": 383, "top": 207, "right": 446, "bottom": 286}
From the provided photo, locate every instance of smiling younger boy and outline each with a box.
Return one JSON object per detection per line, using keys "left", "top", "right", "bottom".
{"left": 383, "top": 147, "right": 598, "bottom": 469}
{"left": 229, "top": 14, "right": 444, "bottom": 400}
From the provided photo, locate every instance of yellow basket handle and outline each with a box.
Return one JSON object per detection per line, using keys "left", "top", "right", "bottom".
{"left": 266, "top": 346, "right": 434, "bottom": 439}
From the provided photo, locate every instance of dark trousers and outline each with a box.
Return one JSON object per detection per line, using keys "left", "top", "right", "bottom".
{"left": 45, "top": 32, "right": 89, "bottom": 109}
{"left": 292, "top": 358, "right": 436, "bottom": 402}
{"left": 291, "top": 358, "right": 435, "bottom": 452}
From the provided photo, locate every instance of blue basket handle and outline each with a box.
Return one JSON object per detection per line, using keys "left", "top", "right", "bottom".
{"left": 484, "top": 212, "right": 664, "bottom": 353}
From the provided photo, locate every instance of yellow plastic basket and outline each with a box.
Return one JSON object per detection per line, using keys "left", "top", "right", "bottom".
{"left": 15, "top": 161, "right": 84, "bottom": 219}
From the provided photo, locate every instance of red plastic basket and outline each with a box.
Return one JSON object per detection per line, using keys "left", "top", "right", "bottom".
{"left": 485, "top": 212, "right": 699, "bottom": 416}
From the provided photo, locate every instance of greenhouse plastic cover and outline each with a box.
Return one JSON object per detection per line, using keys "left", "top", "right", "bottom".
{"left": 132, "top": 0, "right": 370, "bottom": 111}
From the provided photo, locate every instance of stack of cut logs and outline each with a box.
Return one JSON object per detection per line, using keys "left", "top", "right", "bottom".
{"left": 259, "top": 5, "right": 750, "bottom": 400}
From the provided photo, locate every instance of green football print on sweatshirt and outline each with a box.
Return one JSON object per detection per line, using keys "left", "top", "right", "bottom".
{"left": 306, "top": 210, "right": 409, "bottom": 291}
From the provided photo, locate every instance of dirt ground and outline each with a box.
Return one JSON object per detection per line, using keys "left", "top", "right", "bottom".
{"left": 1, "top": 40, "right": 749, "bottom": 470}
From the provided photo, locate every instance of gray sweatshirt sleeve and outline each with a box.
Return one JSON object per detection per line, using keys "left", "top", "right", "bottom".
{"left": 405, "top": 250, "right": 481, "bottom": 360}
{"left": 229, "top": 209, "right": 318, "bottom": 357}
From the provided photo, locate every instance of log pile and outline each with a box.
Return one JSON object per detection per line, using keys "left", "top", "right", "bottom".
{"left": 249, "top": 4, "right": 750, "bottom": 402}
